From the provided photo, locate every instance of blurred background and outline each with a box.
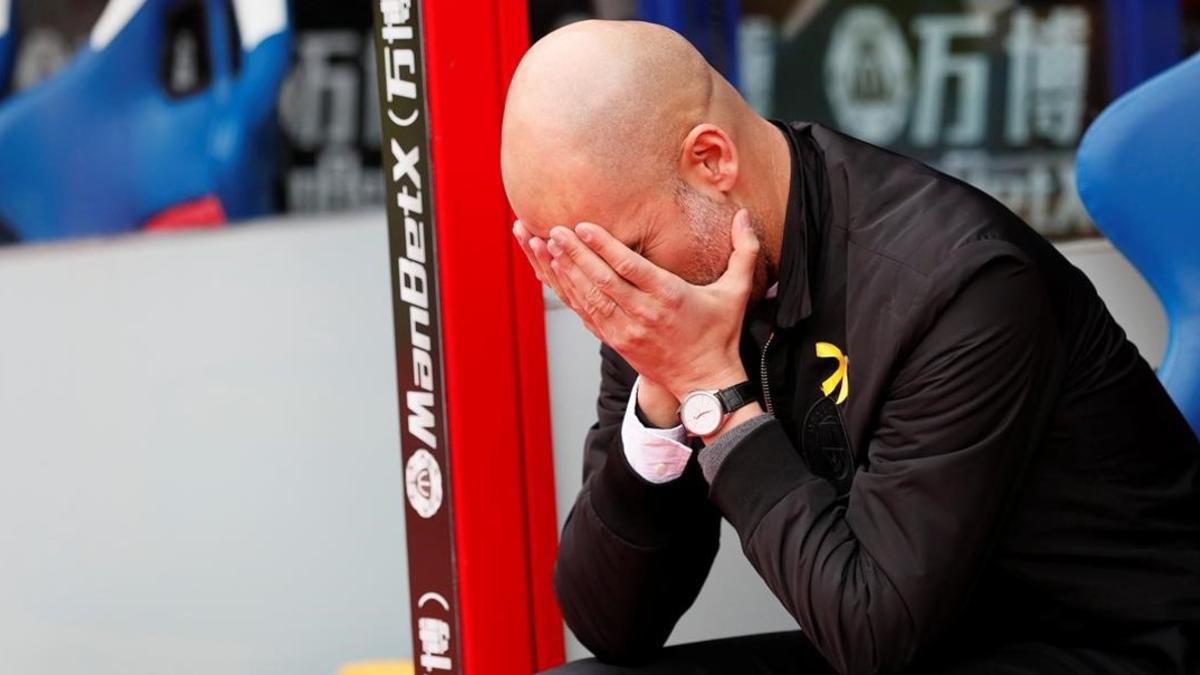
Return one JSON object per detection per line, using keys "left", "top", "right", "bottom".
{"left": 0, "top": 0, "right": 1195, "bottom": 672}
{"left": 2, "top": 0, "right": 1196, "bottom": 243}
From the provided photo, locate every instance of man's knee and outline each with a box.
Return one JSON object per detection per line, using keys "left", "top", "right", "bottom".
{"left": 538, "top": 631, "right": 825, "bottom": 675}
{"left": 539, "top": 659, "right": 632, "bottom": 674}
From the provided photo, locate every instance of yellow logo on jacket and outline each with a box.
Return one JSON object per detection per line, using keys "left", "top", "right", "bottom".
{"left": 816, "top": 342, "right": 849, "bottom": 405}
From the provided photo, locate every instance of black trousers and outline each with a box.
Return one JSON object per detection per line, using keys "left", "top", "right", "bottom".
{"left": 539, "top": 631, "right": 1150, "bottom": 674}
{"left": 540, "top": 631, "right": 829, "bottom": 675}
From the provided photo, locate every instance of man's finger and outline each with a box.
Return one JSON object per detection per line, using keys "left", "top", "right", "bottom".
{"left": 514, "top": 220, "right": 579, "bottom": 315}
{"left": 513, "top": 220, "right": 549, "bottom": 283}
{"left": 552, "top": 265, "right": 605, "bottom": 339}
{"left": 525, "top": 230, "right": 597, "bottom": 329}
{"left": 716, "top": 209, "right": 759, "bottom": 292}
{"left": 573, "top": 222, "right": 670, "bottom": 293}
{"left": 528, "top": 237, "right": 575, "bottom": 308}
{"left": 551, "top": 253, "right": 621, "bottom": 321}
{"left": 547, "top": 226, "right": 642, "bottom": 312}
{"left": 543, "top": 243, "right": 584, "bottom": 312}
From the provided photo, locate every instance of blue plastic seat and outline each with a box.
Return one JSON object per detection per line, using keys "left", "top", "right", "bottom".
{"left": 0, "top": 0, "right": 14, "bottom": 95}
{"left": 1076, "top": 52, "right": 1200, "bottom": 435}
{"left": 0, "top": 0, "right": 290, "bottom": 242}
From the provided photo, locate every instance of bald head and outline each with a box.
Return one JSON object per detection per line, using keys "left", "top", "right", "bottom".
{"left": 502, "top": 20, "right": 785, "bottom": 296}
{"left": 502, "top": 20, "right": 745, "bottom": 234}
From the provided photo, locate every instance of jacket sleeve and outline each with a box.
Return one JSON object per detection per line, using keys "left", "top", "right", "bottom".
{"left": 554, "top": 342, "right": 722, "bottom": 664}
{"left": 704, "top": 252, "right": 1063, "bottom": 674}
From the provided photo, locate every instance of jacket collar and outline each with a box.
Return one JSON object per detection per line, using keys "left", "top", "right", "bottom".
{"left": 770, "top": 120, "right": 823, "bottom": 329}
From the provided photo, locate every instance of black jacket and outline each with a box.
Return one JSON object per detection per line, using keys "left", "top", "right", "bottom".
{"left": 553, "top": 122, "right": 1200, "bottom": 674}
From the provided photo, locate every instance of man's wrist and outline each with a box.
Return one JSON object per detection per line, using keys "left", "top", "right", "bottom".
{"left": 701, "top": 401, "right": 764, "bottom": 446}
{"left": 672, "top": 363, "right": 749, "bottom": 402}
{"left": 636, "top": 377, "right": 681, "bottom": 428}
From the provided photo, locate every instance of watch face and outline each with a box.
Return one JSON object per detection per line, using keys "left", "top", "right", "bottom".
{"left": 681, "top": 391, "right": 723, "bottom": 436}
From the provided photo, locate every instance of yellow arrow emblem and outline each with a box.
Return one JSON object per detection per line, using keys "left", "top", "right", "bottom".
{"left": 816, "top": 341, "right": 849, "bottom": 405}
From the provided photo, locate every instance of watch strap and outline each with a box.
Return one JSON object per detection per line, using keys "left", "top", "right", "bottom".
{"left": 716, "top": 381, "right": 757, "bottom": 414}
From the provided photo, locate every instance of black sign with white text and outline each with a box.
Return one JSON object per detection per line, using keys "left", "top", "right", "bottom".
{"left": 766, "top": 1, "right": 1109, "bottom": 239}
{"left": 369, "top": 1, "right": 461, "bottom": 673}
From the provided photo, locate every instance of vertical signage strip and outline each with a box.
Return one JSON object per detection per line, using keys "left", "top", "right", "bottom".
{"left": 370, "top": 2, "right": 462, "bottom": 674}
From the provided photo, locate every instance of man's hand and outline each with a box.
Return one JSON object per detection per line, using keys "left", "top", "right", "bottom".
{"left": 543, "top": 209, "right": 759, "bottom": 401}
{"left": 637, "top": 376, "right": 681, "bottom": 428}
{"left": 513, "top": 219, "right": 681, "bottom": 427}
{"left": 513, "top": 219, "right": 605, "bottom": 336}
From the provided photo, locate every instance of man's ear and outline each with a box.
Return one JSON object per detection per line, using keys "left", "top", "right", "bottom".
{"left": 679, "top": 124, "right": 738, "bottom": 193}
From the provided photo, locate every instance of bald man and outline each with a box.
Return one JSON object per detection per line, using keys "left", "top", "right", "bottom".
{"left": 502, "top": 20, "right": 1200, "bottom": 675}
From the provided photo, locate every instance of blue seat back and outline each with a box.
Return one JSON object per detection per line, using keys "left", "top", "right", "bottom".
{"left": 1076, "top": 52, "right": 1200, "bottom": 435}
{"left": 0, "top": 0, "right": 290, "bottom": 242}
{"left": 0, "top": 0, "right": 14, "bottom": 95}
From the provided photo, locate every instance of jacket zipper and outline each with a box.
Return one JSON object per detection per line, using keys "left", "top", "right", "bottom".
{"left": 760, "top": 331, "right": 776, "bottom": 415}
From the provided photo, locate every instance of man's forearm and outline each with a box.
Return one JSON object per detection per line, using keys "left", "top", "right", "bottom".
{"left": 698, "top": 410, "right": 771, "bottom": 482}
{"left": 559, "top": 345, "right": 721, "bottom": 663}
{"left": 557, "top": 425, "right": 720, "bottom": 663}
{"left": 556, "top": 480, "right": 720, "bottom": 664}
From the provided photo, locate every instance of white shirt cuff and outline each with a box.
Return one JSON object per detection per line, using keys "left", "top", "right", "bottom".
{"left": 621, "top": 377, "right": 692, "bottom": 484}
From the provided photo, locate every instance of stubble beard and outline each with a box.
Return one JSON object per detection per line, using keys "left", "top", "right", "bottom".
{"left": 676, "top": 183, "right": 769, "bottom": 305}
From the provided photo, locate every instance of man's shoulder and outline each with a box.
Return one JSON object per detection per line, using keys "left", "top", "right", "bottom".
{"left": 798, "top": 121, "right": 1040, "bottom": 283}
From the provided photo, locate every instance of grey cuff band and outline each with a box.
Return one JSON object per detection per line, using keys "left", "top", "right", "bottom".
{"left": 697, "top": 414, "right": 773, "bottom": 484}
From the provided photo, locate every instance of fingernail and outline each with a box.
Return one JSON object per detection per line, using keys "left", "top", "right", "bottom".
{"left": 576, "top": 223, "right": 594, "bottom": 243}
{"left": 550, "top": 228, "right": 566, "bottom": 244}
{"left": 547, "top": 239, "right": 564, "bottom": 257}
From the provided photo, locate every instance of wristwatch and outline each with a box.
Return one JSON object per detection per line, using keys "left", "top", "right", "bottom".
{"left": 678, "top": 381, "right": 757, "bottom": 437}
